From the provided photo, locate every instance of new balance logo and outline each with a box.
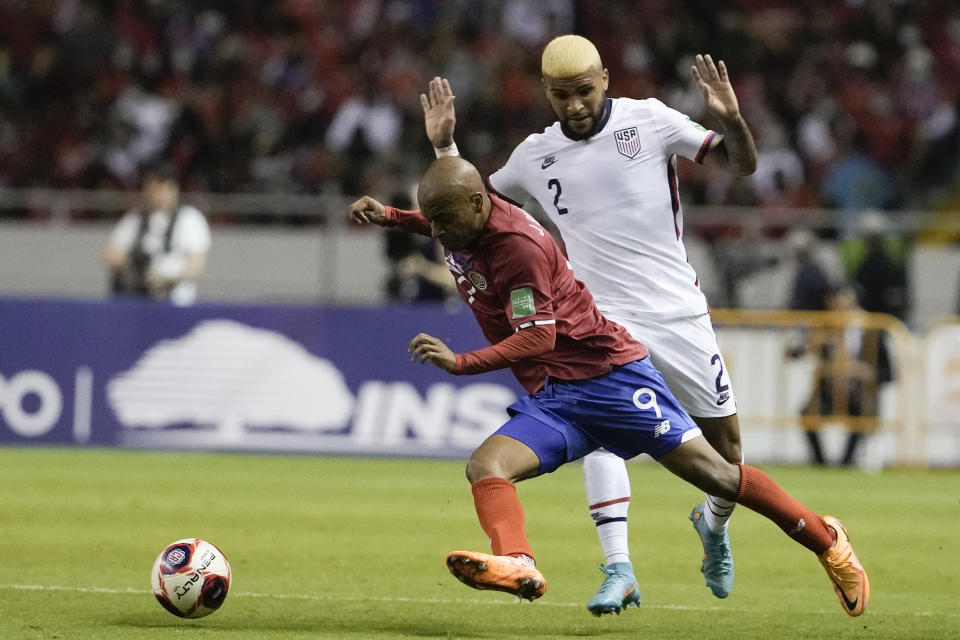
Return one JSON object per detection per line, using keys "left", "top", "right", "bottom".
{"left": 653, "top": 419, "right": 671, "bottom": 437}
{"left": 541, "top": 155, "right": 557, "bottom": 169}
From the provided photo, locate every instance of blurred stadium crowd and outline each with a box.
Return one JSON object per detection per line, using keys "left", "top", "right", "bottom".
{"left": 1, "top": 0, "right": 959, "bottom": 228}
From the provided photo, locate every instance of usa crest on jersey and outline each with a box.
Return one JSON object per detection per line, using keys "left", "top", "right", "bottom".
{"left": 614, "top": 127, "right": 641, "bottom": 158}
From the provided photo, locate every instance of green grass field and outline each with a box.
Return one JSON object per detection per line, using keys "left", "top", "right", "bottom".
{"left": 0, "top": 447, "right": 956, "bottom": 639}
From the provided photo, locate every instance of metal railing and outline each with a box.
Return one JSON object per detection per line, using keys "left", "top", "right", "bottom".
{"left": 709, "top": 309, "right": 921, "bottom": 467}
{"left": 4, "top": 186, "right": 960, "bottom": 236}
{"left": 0, "top": 187, "right": 350, "bottom": 226}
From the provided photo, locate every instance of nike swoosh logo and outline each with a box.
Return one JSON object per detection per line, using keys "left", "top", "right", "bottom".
{"left": 541, "top": 156, "right": 557, "bottom": 169}
{"left": 833, "top": 579, "right": 859, "bottom": 611}
{"left": 716, "top": 397, "right": 729, "bottom": 405}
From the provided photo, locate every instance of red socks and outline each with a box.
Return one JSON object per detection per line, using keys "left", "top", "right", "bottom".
{"left": 471, "top": 466, "right": 833, "bottom": 562}
{"left": 471, "top": 477, "right": 534, "bottom": 560}
{"left": 735, "top": 463, "right": 835, "bottom": 554}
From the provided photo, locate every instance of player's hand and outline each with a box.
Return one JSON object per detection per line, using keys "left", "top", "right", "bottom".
{"left": 349, "top": 196, "right": 388, "bottom": 226}
{"left": 408, "top": 332, "right": 457, "bottom": 373}
{"left": 691, "top": 54, "right": 741, "bottom": 122}
{"left": 420, "top": 76, "right": 456, "bottom": 149}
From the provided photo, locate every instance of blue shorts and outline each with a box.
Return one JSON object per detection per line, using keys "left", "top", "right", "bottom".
{"left": 496, "top": 358, "right": 702, "bottom": 474}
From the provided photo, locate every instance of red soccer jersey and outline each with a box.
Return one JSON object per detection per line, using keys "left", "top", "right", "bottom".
{"left": 387, "top": 194, "right": 648, "bottom": 394}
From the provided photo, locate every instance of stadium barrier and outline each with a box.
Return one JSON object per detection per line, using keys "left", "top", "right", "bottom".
{"left": 710, "top": 309, "right": 922, "bottom": 469}
{"left": 4, "top": 189, "right": 960, "bottom": 330}
{"left": 1, "top": 298, "right": 957, "bottom": 467}
{"left": 0, "top": 297, "right": 519, "bottom": 457}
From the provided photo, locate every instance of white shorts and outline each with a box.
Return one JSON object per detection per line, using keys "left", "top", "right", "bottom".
{"left": 609, "top": 313, "right": 737, "bottom": 418}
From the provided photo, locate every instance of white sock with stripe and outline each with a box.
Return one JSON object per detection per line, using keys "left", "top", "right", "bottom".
{"left": 703, "top": 454, "right": 741, "bottom": 533}
{"left": 583, "top": 448, "right": 631, "bottom": 565}
{"left": 703, "top": 494, "right": 737, "bottom": 533}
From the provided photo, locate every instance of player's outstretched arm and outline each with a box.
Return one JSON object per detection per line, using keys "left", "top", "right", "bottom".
{"left": 420, "top": 76, "right": 458, "bottom": 153}
{"left": 352, "top": 196, "right": 434, "bottom": 237}
{"left": 349, "top": 196, "right": 389, "bottom": 226}
{"left": 691, "top": 54, "right": 757, "bottom": 176}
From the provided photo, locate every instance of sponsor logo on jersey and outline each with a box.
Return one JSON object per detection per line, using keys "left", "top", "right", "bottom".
{"left": 541, "top": 155, "right": 558, "bottom": 169}
{"left": 467, "top": 270, "right": 488, "bottom": 290}
{"left": 717, "top": 391, "right": 730, "bottom": 405}
{"left": 653, "top": 419, "right": 671, "bottom": 437}
{"left": 614, "top": 127, "right": 641, "bottom": 158}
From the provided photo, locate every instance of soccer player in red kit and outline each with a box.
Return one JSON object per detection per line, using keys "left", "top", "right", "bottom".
{"left": 349, "top": 157, "right": 869, "bottom": 616}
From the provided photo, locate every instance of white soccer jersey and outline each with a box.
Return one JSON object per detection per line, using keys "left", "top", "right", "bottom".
{"left": 489, "top": 96, "right": 716, "bottom": 322}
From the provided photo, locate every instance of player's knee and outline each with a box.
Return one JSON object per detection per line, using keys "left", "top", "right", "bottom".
{"left": 689, "top": 459, "right": 739, "bottom": 500}
{"left": 465, "top": 449, "right": 502, "bottom": 483}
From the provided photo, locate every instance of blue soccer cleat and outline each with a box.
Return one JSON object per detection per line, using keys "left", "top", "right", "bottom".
{"left": 689, "top": 504, "right": 734, "bottom": 598}
{"left": 586, "top": 562, "right": 642, "bottom": 616}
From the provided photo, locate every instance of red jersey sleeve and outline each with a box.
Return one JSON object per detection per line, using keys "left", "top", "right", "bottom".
{"left": 490, "top": 233, "right": 559, "bottom": 332}
{"left": 385, "top": 206, "right": 432, "bottom": 237}
{"left": 454, "top": 324, "right": 555, "bottom": 375}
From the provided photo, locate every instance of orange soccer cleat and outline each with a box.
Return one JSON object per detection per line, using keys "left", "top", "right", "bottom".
{"left": 818, "top": 516, "right": 870, "bottom": 616}
{"left": 445, "top": 550, "right": 546, "bottom": 601}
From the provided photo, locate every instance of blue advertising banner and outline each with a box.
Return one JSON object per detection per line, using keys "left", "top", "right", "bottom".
{"left": 0, "top": 298, "right": 522, "bottom": 457}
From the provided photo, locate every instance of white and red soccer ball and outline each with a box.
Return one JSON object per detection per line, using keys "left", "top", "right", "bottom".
{"left": 151, "top": 538, "right": 231, "bottom": 618}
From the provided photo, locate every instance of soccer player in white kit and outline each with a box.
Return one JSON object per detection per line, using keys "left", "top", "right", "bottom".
{"left": 420, "top": 35, "right": 758, "bottom": 615}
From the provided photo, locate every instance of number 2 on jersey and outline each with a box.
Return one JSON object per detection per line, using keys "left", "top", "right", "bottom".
{"left": 547, "top": 178, "right": 568, "bottom": 215}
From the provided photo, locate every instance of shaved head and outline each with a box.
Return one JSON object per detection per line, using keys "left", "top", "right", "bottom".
{"left": 418, "top": 156, "right": 486, "bottom": 209}
{"left": 417, "top": 157, "right": 490, "bottom": 251}
{"left": 541, "top": 34, "right": 602, "bottom": 79}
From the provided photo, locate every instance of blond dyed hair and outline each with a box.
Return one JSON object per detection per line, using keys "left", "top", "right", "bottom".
{"left": 541, "top": 35, "right": 602, "bottom": 78}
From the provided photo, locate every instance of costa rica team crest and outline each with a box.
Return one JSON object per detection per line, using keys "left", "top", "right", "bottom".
{"left": 467, "top": 270, "right": 488, "bottom": 290}
{"left": 614, "top": 127, "right": 641, "bottom": 158}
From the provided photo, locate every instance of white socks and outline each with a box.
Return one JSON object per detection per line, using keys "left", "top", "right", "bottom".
{"left": 583, "top": 449, "right": 631, "bottom": 565}
{"left": 703, "top": 453, "right": 741, "bottom": 533}
{"left": 584, "top": 448, "right": 738, "bottom": 560}
{"left": 703, "top": 494, "right": 737, "bottom": 533}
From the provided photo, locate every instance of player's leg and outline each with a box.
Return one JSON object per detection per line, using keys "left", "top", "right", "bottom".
{"left": 620, "top": 313, "right": 740, "bottom": 598}
{"left": 447, "top": 432, "right": 545, "bottom": 600}
{"left": 688, "top": 413, "right": 739, "bottom": 598}
{"left": 447, "top": 408, "right": 593, "bottom": 601}
{"left": 657, "top": 436, "right": 870, "bottom": 616}
{"left": 582, "top": 448, "right": 640, "bottom": 615}
{"left": 543, "top": 359, "right": 704, "bottom": 613}
{"left": 563, "top": 358, "right": 867, "bottom": 617}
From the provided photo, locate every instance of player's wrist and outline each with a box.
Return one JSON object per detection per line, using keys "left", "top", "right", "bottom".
{"left": 383, "top": 206, "right": 398, "bottom": 225}
{"left": 434, "top": 141, "right": 459, "bottom": 158}
{"left": 717, "top": 112, "right": 747, "bottom": 129}
{"left": 453, "top": 352, "right": 476, "bottom": 375}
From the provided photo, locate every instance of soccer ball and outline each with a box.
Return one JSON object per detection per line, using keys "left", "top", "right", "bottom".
{"left": 151, "top": 538, "right": 232, "bottom": 618}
